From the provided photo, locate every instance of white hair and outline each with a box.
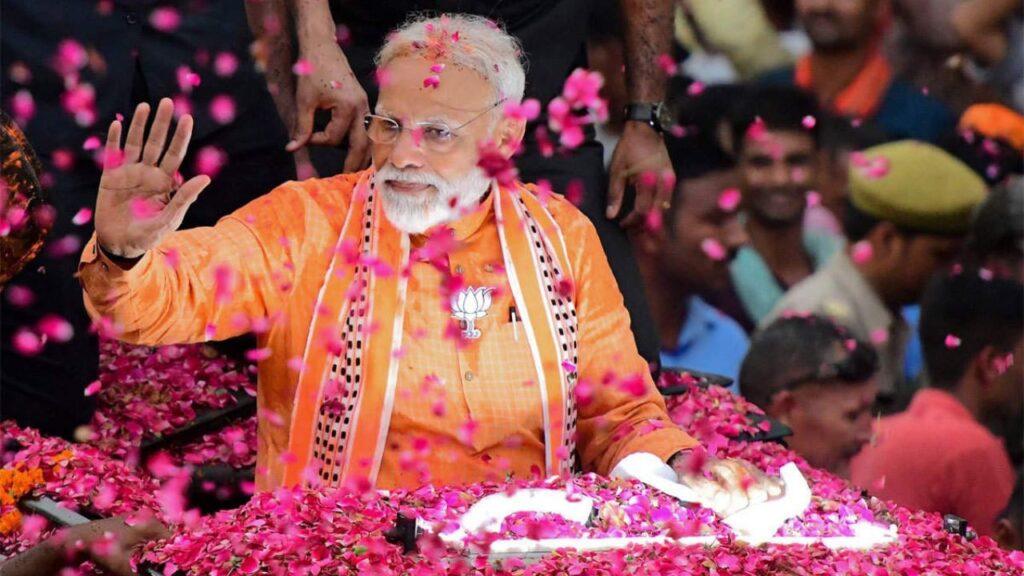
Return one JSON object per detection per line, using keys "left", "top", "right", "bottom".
{"left": 375, "top": 13, "right": 527, "bottom": 104}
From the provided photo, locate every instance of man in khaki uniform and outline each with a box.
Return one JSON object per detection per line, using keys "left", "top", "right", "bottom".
{"left": 764, "top": 141, "right": 986, "bottom": 409}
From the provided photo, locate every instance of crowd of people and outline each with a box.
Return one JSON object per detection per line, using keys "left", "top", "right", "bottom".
{"left": 1, "top": 0, "right": 1022, "bottom": 572}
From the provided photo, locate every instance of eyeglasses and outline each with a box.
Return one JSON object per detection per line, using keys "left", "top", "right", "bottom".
{"left": 363, "top": 98, "right": 507, "bottom": 154}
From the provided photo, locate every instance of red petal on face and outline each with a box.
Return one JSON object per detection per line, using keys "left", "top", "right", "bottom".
{"left": 851, "top": 241, "right": 874, "bottom": 265}
{"left": 717, "top": 188, "right": 742, "bottom": 212}
{"left": 700, "top": 238, "right": 727, "bottom": 262}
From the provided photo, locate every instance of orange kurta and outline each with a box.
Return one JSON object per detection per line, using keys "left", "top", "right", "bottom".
{"left": 79, "top": 170, "right": 697, "bottom": 490}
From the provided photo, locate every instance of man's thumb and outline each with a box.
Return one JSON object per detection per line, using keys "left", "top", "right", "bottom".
{"left": 164, "top": 175, "right": 210, "bottom": 219}
{"left": 286, "top": 108, "right": 315, "bottom": 152}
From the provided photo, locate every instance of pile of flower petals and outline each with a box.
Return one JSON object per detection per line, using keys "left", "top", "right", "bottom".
{"left": 661, "top": 372, "right": 770, "bottom": 448}
{"left": 400, "top": 473, "right": 722, "bottom": 542}
{"left": 86, "top": 340, "right": 257, "bottom": 469}
{"left": 5, "top": 351, "right": 1023, "bottom": 575}
{"left": 0, "top": 423, "right": 163, "bottom": 557}
{"left": 137, "top": 470, "right": 1023, "bottom": 576}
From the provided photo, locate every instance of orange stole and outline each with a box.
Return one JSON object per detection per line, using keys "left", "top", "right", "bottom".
{"left": 795, "top": 50, "right": 893, "bottom": 120}
{"left": 280, "top": 171, "right": 579, "bottom": 487}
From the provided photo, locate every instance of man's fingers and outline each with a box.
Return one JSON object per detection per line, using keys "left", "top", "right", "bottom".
{"left": 123, "top": 102, "right": 151, "bottom": 163}
{"left": 160, "top": 175, "right": 211, "bottom": 231}
{"left": 308, "top": 108, "right": 349, "bottom": 147}
{"left": 104, "top": 120, "right": 122, "bottom": 168}
{"left": 685, "top": 474, "right": 733, "bottom": 515}
{"left": 160, "top": 114, "right": 194, "bottom": 176}
{"left": 655, "top": 169, "right": 675, "bottom": 214}
{"left": 342, "top": 115, "right": 371, "bottom": 172}
{"left": 286, "top": 105, "right": 315, "bottom": 152}
{"left": 142, "top": 98, "right": 174, "bottom": 165}
{"left": 606, "top": 167, "right": 627, "bottom": 220}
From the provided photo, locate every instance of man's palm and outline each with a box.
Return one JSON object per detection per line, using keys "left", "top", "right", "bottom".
{"left": 96, "top": 98, "right": 210, "bottom": 259}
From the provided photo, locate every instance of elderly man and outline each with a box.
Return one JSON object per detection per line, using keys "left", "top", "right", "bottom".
{"left": 79, "top": 15, "right": 777, "bottom": 512}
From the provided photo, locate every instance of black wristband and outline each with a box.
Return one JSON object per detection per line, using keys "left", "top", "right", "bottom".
{"left": 97, "top": 243, "right": 144, "bottom": 267}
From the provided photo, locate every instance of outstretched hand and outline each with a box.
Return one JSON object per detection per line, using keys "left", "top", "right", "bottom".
{"left": 676, "top": 457, "right": 785, "bottom": 518}
{"left": 95, "top": 98, "right": 211, "bottom": 259}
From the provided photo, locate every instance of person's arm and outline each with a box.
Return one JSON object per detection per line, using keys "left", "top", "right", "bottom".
{"left": 565, "top": 200, "right": 782, "bottom": 515}
{"left": 289, "top": 0, "right": 369, "bottom": 159}
{"left": 245, "top": 0, "right": 318, "bottom": 175}
{"left": 81, "top": 99, "right": 340, "bottom": 346}
{"left": 568, "top": 205, "right": 699, "bottom": 475}
{"left": 606, "top": 0, "right": 676, "bottom": 227}
{"left": 0, "top": 517, "right": 168, "bottom": 576}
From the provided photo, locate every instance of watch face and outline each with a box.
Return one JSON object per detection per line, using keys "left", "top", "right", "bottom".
{"left": 656, "top": 104, "right": 677, "bottom": 132}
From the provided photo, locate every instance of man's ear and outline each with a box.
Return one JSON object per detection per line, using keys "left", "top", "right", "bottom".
{"left": 868, "top": 221, "right": 901, "bottom": 262}
{"left": 496, "top": 116, "right": 526, "bottom": 158}
{"left": 766, "top": 389, "right": 797, "bottom": 426}
{"left": 972, "top": 345, "right": 1003, "bottom": 388}
{"left": 628, "top": 222, "right": 666, "bottom": 256}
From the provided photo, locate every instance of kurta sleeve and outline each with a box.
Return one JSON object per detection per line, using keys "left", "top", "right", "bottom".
{"left": 79, "top": 175, "right": 354, "bottom": 346}
{"left": 564, "top": 203, "right": 700, "bottom": 476}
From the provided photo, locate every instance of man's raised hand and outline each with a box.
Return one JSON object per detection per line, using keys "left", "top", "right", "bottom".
{"left": 95, "top": 98, "right": 210, "bottom": 259}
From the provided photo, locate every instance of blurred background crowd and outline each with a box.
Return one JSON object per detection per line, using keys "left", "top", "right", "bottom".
{"left": 1, "top": 0, "right": 1022, "bottom": 551}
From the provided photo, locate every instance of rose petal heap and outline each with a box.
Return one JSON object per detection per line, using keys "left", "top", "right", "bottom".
{"left": 86, "top": 340, "right": 257, "bottom": 469}
{"left": 2, "top": 345, "right": 1022, "bottom": 575}
{"left": 0, "top": 423, "right": 162, "bottom": 556}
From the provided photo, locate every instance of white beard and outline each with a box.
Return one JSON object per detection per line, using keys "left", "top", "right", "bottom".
{"left": 376, "top": 165, "right": 493, "bottom": 234}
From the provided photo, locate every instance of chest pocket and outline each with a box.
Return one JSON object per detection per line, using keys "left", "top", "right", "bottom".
{"left": 458, "top": 305, "right": 543, "bottom": 452}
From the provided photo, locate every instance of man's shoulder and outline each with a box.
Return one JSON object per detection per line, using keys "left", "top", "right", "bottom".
{"left": 765, "top": 263, "right": 851, "bottom": 323}
{"left": 757, "top": 66, "right": 796, "bottom": 86}
{"left": 873, "top": 406, "right": 1006, "bottom": 460}
{"left": 233, "top": 171, "right": 364, "bottom": 230}
{"left": 876, "top": 81, "right": 955, "bottom": 142}
{"left": 517, "top": 181, "right": 596, "bottom": 237}
{"left": 692, "top": 297, "right": 749, "bottom": 346}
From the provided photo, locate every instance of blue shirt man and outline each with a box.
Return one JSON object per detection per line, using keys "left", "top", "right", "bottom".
{"left": 660, "top": 296, "right": 749, "bottom": 393}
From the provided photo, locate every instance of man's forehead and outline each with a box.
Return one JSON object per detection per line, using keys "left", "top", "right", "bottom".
{"left": 744, "top": 130, "right": 816, "bottom": 155}
{"left": 377, "top": 56, "right": 493, "bottom": 119}
{"left": 681, "top": 171, "right": 740, "bottom": 212}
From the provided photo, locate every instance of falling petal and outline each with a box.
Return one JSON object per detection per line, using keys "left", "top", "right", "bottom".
{"left": 149, "top": 7, "right": 182, "bottom": 32}
{"left": 717, "top": 188, "right": 742, "bottom": 212}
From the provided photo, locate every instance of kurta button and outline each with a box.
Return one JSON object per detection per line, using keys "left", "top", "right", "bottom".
{"left": 464, "top": 371, "right": 474, "bottom": 382}
{"left": 454, "top": 264, "right": 464, "bottom": 275}
{"left": 483, "top": 263, "right": 494, "bottom": 273}
{"left": 100, "top": 262, "right": 109, "bottom": 272}
{"left": 126, "top": 13, "right": 138, "bottom": 24}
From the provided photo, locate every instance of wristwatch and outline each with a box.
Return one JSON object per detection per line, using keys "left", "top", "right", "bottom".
{"left": 624, "top": 102, "right": 674, "bottom": 134}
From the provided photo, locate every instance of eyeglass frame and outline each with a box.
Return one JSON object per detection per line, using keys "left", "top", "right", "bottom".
{"left": 362, "top": 97, "right": 509, "bottom": 151}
